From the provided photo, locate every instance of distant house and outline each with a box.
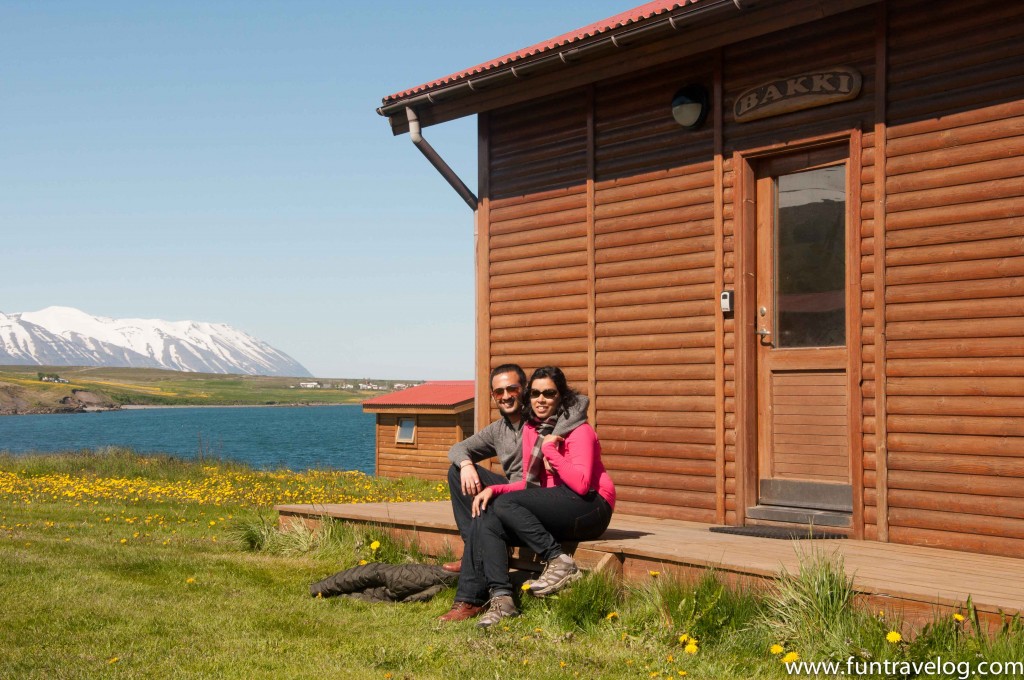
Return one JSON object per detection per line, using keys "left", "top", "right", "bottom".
{"left": 298, "top": 381, "right": 321, "bottom": 389}
{"left": 362, "top": 381, "right": 475, "bottom": 480}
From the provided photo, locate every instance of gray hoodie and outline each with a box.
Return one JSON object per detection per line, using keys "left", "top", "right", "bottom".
{"left": 447, "top": 395, "right": 590, "bottom": 483}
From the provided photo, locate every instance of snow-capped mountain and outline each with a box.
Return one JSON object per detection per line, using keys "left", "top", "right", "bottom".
{"left": 0, "top": 306, "right": 311, "bottom": 377}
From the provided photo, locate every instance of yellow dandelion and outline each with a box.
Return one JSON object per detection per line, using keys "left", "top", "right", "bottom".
{"left": 209, "top": 520, "right": 216, "bottom": 527}
{"left": 560, "top": 661, "right": 567, "bottom": 668}
{"left": 770, "top": 644, "right": 784, "bottom": 655}
{"left": 684, "top": 643, "right": 698, "bottom": 655}
{"left": 781, "top": 651, "right": 799, "bottom": 664}
{"left": 534, "top": 627, "right": 543, "bottom": 633}
{"left": 521, "top": 582, "right": 532, "bottom": 591}
{"left": 108, "top": 657, "right": 119, "bottom": 664}
{"left": 186, "top": 577, "right": 196, "bottom": 584}
{"left": 606, "top": 612, "right": 619, "bottom": 620}
{"left": 678, "top": 672, "right": 688, "bottom": 677}
{"left": 649, "top": 570, "right": 660, "bottom": 577}
{"left": 650, "top": 673, "right": 659, "bottom": 678}
{"left": 370, "top": 540, "right": 381, "bottom": 551}
{"left": 358, "top": 560, "right": 368, "bottom": 565}
{"left": 666, "top": 654, "right": 674, "bottom": 662}
{"left": 315, "top": 592, "right": 323, "bottom": 598}
{"left": 119, "top": 538, "right": 127, "bottom": 544}
{"left": 886, "top": 631, "right": 902, "bottom": 644}
{"left": 678, "top": 634, "right": 690, "bottom": 644}
{"left": 953, "top": 613, "right": 965, "bottom": 622}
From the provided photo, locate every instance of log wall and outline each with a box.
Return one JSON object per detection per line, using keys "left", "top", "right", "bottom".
{"left": 878, "top": 0, "right": 1024, "bottom": 557}
{"left": 593, "top": 59, "right": 717, "bottom": 521}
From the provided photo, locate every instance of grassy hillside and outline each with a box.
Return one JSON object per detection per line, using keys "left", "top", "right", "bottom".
{"left": 0, "top": 365, "right": 412, "bottom": 411}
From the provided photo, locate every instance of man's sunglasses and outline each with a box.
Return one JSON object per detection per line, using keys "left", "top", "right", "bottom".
{"left": 491, "top": 385, "right": 521, "bottom": 398}
{"left": 529, "top": 388, "right": 559, "bottom": 399}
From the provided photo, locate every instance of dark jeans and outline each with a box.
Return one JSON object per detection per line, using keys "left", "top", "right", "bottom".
{"left": 457, "top": 484, "right": 613, "bottom": 603}
{"left": 447, "top": 462, "right": 509, "bottom": 541}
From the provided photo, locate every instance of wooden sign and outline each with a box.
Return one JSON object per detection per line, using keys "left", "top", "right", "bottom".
{"left": 733, "top": 67, "right": 862, "bottom": 123}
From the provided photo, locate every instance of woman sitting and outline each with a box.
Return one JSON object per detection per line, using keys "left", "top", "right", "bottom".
{"left": 469, "top": 365, "right": 615, "bottom": 628}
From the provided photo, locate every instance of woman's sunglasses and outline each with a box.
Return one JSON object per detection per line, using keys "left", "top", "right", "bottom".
{"left": 491, "top": 385, "right": 521, "bottom": 398}
{"left": 529, "top": 388, "right": 559, "bottom": 399}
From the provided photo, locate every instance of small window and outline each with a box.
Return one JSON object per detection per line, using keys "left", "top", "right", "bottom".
{"left": 396, "top": 417, "right": 416, "bottom": 444}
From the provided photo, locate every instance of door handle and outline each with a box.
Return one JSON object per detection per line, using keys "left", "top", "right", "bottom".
{"left": 756, "top": 328, "right": 771, "bottom": 337}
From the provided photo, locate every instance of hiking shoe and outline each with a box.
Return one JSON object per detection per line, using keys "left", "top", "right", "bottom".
{"left": 475, "top": 594, "right": 519, "bottom": 628}
{"left": 527, "top": 554, "right": 582, "bottom": 597}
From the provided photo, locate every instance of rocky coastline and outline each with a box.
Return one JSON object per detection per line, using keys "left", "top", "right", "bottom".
{"left": 0, "top": 385, "right": 120, "bottom": 416}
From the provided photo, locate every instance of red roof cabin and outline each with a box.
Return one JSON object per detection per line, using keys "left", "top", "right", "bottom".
{"left": 362, "top": 381, "right": 475, "bottom": 480}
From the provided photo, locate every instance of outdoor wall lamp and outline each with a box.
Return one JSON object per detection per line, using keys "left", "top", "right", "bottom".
{"left": 671, "top": 85, "right": 709, "bottom": 128}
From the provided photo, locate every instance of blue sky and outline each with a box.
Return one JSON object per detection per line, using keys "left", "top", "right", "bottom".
{"left": 1, "top": 1, "right": 629, "bottom": 379}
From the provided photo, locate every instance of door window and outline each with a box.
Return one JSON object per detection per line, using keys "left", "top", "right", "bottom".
{"left": 774, "top": 165, "right": 846, "bottom": 348}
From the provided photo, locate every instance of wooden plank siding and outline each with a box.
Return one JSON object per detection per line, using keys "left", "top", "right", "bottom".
{"left": 593, "top": 58, "right": 717, "bottom": 521}
{"left": 473, "top": 0, "right": 1024, "bottom": 557}
{"left": 877, "top": 0, "right": 1024, "bottom": 557}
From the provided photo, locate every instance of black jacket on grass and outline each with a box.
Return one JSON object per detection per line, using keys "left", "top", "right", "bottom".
{"left": 310, "top": 563, "right": 457, "bottom": 603}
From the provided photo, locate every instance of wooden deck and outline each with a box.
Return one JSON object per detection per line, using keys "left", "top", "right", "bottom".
{"left": 275, "top": 501, "right": 1024, "bottom": 625}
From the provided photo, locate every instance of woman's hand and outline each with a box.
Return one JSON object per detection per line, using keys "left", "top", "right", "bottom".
{"left": 471, "top": 487, "right": 495, "bottom": 517}
{"left": 541, "top": 434, "right": 563, "bottom": 471}
{"left": 471, "top": 488, "right": 494, "bottom": 517}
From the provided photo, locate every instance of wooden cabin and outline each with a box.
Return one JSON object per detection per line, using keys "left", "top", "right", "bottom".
{"left": 378, "top": 0, "right": 1024, "bottom": 558}
{"left": 362, "top": 381, "right": 475, "bottom": 479}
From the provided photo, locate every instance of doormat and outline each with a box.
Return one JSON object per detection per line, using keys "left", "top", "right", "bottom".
{"left": 709, "top": 526, "right": 846, "bottom": 540}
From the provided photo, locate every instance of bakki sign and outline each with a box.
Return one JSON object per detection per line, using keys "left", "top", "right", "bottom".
{"left": 733, "top": 67, "right": 862, "bottom": 123}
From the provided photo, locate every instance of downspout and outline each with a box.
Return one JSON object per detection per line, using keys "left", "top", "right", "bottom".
{"left": 406, "top": 107, "right": 478, "bottom": 211}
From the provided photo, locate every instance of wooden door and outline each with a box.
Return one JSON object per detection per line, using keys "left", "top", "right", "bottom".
{"left": 749, "top": 146, "right": 853, "bottom": 526}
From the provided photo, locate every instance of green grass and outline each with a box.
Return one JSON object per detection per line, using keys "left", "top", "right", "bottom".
{"left": 2, "top": 450, "right": 1022, "bottom": 679}
{"left": 0, "top": 364, "right": 415, "bottom": 408}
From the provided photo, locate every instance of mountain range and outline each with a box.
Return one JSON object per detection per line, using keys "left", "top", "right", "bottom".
{"left": 0, "top": 306, "right": 311, "bottom": 377}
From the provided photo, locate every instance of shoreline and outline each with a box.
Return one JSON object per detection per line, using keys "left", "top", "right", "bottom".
{"left": 120, "top": 402, "right": 360, "bottom": 410}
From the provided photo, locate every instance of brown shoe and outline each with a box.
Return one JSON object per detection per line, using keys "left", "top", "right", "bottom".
{"left": 441, "top": 560, "right": 461, "bottom": 574}
{"left": 438, "top": 601, "right": 483, "bottom": 622}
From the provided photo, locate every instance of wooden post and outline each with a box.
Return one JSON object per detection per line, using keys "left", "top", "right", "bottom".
{"left": 873, "top": 2, "right": 889, "bottom": 543}
{"left": 475, "top": 113, "right": 492, "bottom": 435}
{"left": 713, "top": 48, "right": 727, "bottom": 525}
{"left": 586, "top": 85, "right": 597, "bottom": 424}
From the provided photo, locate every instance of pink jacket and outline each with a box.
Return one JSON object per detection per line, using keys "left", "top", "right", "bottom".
{"left": 488, "top": 422, "right": 615, "bottom": 509}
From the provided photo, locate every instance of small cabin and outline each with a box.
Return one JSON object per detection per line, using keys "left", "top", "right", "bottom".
{"left": 362, "top": 381, "right": 475, "bottom": 479}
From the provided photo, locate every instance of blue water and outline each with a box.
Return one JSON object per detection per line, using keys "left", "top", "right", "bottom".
{"left": 0, "top": 405, "right": 376, "bottom": 473}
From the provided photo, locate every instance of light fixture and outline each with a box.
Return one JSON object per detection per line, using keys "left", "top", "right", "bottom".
{"left": 671, "top": 85, "right": 709, "bottom": 129}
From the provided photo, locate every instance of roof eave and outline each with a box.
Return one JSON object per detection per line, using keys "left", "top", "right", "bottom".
{"left": 376, "top": 0, "right": 746, "bottom": 135}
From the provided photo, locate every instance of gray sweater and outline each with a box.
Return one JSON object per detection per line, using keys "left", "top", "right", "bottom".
{"left": 447, "top": 395, "right": 590, "bottom": 483}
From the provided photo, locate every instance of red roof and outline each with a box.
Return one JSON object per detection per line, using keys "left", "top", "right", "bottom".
{"left": 362, "top": 380, "right": 475, "bottom": 408}
{"left": 382, "top": 0, "right": 702, "bottom": 103}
